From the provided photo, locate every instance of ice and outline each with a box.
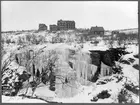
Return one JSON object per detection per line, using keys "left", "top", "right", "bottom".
{"left": 1, "top": 30, "right": 139, "bottom": 103}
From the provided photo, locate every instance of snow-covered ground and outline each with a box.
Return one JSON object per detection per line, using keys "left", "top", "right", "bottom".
{"left": 2, "top": 95, "right": 47, "bottom": 103}
{"left": 1, "top": 30, "right": 139, "bottom": 103}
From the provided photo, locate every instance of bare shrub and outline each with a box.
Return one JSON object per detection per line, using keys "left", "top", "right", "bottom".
{"left": 108, "top": 35, "right": 115, "bottom": 48}
{"left": 22, "top": 47, "right": 60, "bottom": 96}
{"left": 26, "top": 34, "right": 32, "bottom": 43}
{"left": 118, "top": 89, "right": 134, "bottom": 103}
{"left": 6, "top": 39, "right": 11, "bottom": 44}
{"left": 1, "top": 52, "right": 15, "bottom": 75}
{"left": 18, "top": 37, "right": 24, "bottom": 45}
{"left": 116, "top": 33, "right": 127, "bottom": 47}
{"left": 26, "top": 34, "right": 46, "bottom": 45}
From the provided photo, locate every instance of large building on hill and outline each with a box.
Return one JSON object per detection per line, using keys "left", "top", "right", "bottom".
{"left": 49, "top": 24, "right": 58, "bottom": 31}
{"left": 57, "top": 19, "right": 75, "bottom": 30}
{"left": 38, "top": 24, "right": 47, "bottom": 31}
{"left": 89, "top": 26, "right": 104, "bottom": 36}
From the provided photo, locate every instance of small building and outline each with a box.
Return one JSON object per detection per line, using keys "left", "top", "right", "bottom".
{"left": 57, "top": 19, "right": 75, "bottom": 30}
{"left": 49, "top": 24, "right": 58, "bottom": 31}
{"left": 89, "top": 26, "right": 104, "bottom": 36}
{"left": 112, "top": 31, "right": 119, "bottom": 35}
{"left": 38, "top": 24, "right": 47, "bottom": 31}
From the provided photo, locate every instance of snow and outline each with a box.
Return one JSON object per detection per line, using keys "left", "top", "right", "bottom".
{"left": 119, "top": 28, "right": 138, "bottom": 34}
{"left": 17, "top": 83, "right": 56, "bottom": 101}
{"left": 1, "top": 30, "right": 139, "bottom": 103}
{"left": 120, "top": 64, "right": 139, "bottom": 86}
{"left": 119, "top": 45, "right": 139, "bottom": 85}
{"left": 82, "top": 41, "right": 109, "bottom": 52}
{"left": 2, "top": 95, "right": 46, "bottom": 103}
{"left": 53, "top": 77, "right": 123, "bottom": 103}
{"left": 33, "top": 84, "right": 56, "bottom": 100}
{"left": 53, "top": 85, "right": 95, "bottom": 103}
{"left": 121, "top": 53, "right": 139, "bottom": 66}
{"left": 136, "top": 97, "right": 139, "bottom": 103}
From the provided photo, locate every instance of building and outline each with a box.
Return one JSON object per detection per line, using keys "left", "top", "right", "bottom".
{"left": 89, "top": 26, "right": 104, "bottom": 36}
{"left": 57, "top": 19, "right": 75, "bottom": 30}
{"left": 49, "top": 24, "right": 58, "bottom": 31}
{"left": 112, "top": 31, "right": 119, "bottom": 35}
{"left": 38, "top": 24, "right": 47, "bottom": 31}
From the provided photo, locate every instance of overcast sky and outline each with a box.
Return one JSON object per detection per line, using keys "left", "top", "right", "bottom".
{"left": 1, "top": 1, "right": 138, "bottom": 31}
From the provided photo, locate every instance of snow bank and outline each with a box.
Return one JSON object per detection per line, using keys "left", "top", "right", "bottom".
{"left": 120, "top": 64, "right": 139, "bottom": 86}
{"left": 2, "top": 95, "right": 46, "bottom": 103}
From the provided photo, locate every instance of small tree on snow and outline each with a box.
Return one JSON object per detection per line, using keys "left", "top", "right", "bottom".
{"left": 108, "top": 34, "right": 115, "bottom": 48}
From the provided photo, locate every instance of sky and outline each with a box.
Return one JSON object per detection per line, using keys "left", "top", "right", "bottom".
{"left": 1, "top": 1, "right": 138, "bottom": 31}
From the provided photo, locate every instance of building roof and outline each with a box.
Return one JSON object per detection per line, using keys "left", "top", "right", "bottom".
{"left": 50, "top": 24, "right": 57, "bottom": 26}
{"left": 58, "top": 19, "right": 75, "bottom": 23}
{"left": 90, "top": 26, "right": 104, "bottom": 31}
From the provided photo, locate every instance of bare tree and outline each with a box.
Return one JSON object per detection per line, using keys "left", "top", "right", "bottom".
{"left": 1, "top": 52, "right": 16, "bottom": 75}
{"left": 108, "top": 34, "right": 115, "bottom": 48}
